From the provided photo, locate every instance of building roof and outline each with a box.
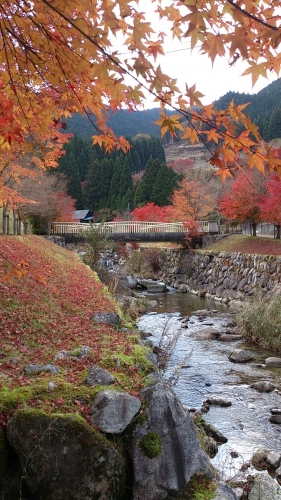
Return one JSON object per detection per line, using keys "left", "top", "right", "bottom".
{"left": 72, "top": 210, "right": 92, "bottom": 220}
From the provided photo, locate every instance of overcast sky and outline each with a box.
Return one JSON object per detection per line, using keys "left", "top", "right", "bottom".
{"left": 156, "top": 41, "right": 277, "bottom": 106}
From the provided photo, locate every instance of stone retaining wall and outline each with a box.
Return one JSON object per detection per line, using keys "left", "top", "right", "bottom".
{"left": 157, "top": 250, "right": 281, "bottom": 301}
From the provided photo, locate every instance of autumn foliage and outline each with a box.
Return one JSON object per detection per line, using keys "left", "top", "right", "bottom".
{"left": 0, "top": 0, "right": 280, "bottom": 178}
{"left": 0, "top": 236, "right": 146, "bottom": 420}
{"left": 130, "top": 203, "right": 173, "bottom": 222}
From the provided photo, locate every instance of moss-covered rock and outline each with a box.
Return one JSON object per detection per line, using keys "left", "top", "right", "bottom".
{"left": 6, "top": 408, "right": 127, "bottom": 500}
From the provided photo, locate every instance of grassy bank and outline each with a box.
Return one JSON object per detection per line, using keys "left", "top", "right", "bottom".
{"left": 205, "top": 234, "right": 281, "bottom": 255}
{"left": 0, "top": 235, "right": 152, "bottom": 423}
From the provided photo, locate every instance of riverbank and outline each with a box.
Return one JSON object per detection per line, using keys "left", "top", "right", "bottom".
{"left": 0, "top": 235, "right": 214, "bottom": 500}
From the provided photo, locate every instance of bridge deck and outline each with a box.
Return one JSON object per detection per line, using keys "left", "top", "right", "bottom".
{"left": 51, "top": 221, "right": 189, "bottom": 243}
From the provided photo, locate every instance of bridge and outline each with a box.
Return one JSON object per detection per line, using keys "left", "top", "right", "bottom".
{"left": 51, "top": 221, "right": 191, "bottom": 243}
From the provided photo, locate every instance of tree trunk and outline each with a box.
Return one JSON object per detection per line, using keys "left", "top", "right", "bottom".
{"left": 252, "top": 222, "right": 257, "bottom": 237}
{"left": 276, "top": 224, "right": 281, "bottom": 239}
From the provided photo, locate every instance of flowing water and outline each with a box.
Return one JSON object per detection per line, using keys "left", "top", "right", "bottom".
{"left": 137, "top": 290, "right": 281, "bottom": 481}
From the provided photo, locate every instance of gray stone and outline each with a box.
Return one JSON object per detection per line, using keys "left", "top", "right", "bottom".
{"left": 24, "top": 364, "right": 59, "bottom": 374}
{"left": 271, "top": 408, "right": 281, "bottom": 415}
{"left": 228, "top": 349, "right": 254, "bottom": 363}
{"left": 206, "top": 396, "right": 232, "bottom": 407}
{"left": 213, "top": 481, "right": 238, "bottom": 500}
{"left": 127, "top": 275, "right": 138, "bottom": 288}
{"left": 265, "top": 357, "right": 281, "bottom": 367}
{"left": 267, "top": 451, "right": 281, "bottom": 469}
{"left": 90, "top": 390, "right": 141, "bottom": 433}
{"left": 6, "top": 409, "right": 126, "bottom": 500}
{"left": 55, "top": 346, "right": 90, "bottom": 360}
{"left": 130, "top": 381, "right": 211, "bottom": 500}
{"left": 92, "top": 312, "right": 120, "bottom": 325}
{"left": 251, "top": 447, "right": 268, "bottom": 470}
{"left": 201, "top": 421, "right": 228, "bottom": 443}
{"left": 275, "top": 465, "right": 281, "bottom": 482}
{"left": 220, "top": 334, "right": 242, "bottom": 342}
{"left": 248, "top": 472, "right": 281, "bottom": 500}
{"left": 250, "top": 381, "right": 276, "bottom": 393}
{"left": 86, "top": 365, "right": 115, "bottom": 386}
{"left": 137, "top": 279, "right": 167, "bottom": 292}
{"left": 270, "top": 415, "right": 281, "bottom": 424}
{"left": 191, "top": 327, "right": 221, "bottom": 340}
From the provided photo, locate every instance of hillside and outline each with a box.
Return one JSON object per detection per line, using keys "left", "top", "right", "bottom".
{"left": 0, "top": 236, "right": 148, "bottom": 419}
{"left": 206, "top": 234, "right": 281, "bottom": 255}
{"left": 63, "top": 79, "right": 281, "bottom": 146}
{"left": 65, "top": 108, "right": 173, "bottom": 140}
{"left": 214, "top": 78, "right": 281, "bottom": 142}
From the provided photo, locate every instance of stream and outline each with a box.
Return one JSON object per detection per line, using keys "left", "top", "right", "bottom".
{"left": 136, "top": 290, "right": 281, "bottom": 482}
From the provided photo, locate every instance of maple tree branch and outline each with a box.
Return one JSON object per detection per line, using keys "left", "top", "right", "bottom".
{"left": 226, "top": 0, "right": 279, "bottom": 31}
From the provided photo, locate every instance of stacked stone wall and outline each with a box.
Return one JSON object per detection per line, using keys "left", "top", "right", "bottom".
{"left": 156, "top": 250, "right": 281, "bottom": 301}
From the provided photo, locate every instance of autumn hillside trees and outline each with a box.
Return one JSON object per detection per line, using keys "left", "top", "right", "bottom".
{"left": 219, "top": 169, "right": 281, "bottom": 237}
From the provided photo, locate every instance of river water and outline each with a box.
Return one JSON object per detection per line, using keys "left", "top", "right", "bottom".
{"left": 137, "top": 290, "right": 281, "bottom": 481}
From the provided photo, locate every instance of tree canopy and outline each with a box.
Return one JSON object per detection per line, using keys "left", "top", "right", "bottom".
{"left": 1, "top": 0, "right": 281, "bottom": 177}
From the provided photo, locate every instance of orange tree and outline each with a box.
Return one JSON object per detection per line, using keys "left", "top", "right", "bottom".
{"left": 0, "top": 0, "right": 281, "bottom": 177}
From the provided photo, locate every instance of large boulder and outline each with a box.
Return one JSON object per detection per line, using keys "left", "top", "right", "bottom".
{"left": 130, "top": 381, "right": 211, "bottom": 500}
{"left": 6, "top": 408, "right": 126, "bottom": 500}
{"left": 213, "top": 481, "right": 238, "bottom": 499}
{"left": 248, "top": 472, "right": 281, "bottom": 500}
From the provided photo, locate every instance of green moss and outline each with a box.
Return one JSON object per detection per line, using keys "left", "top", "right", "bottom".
{"left": 11, "top": 407, "right": 111, "bottom": 448}
{"left": 138, "top": 431, "right": 162, "bottom": 459}
{"left": 174, "top": 474, "right": 216, "bottom": 500}
{"left": 0, "top": 381, "right": 102, "bottom": 414}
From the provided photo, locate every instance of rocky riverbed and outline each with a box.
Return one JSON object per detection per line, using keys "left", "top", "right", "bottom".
{"left": 137, "top": 290, "right": 281, "bottom": 497}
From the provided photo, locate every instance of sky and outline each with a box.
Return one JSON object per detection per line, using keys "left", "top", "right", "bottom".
{"left": 157, "top": 42, "right": 277, "bottom": 106}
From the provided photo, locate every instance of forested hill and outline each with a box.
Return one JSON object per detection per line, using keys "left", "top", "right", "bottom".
{"left": 65, "top": 108, "right": 172, "bottom": 139}
{"left": 214, "top": 78, "right": 281, "bottom": 142}
{"left": 65, "top": 79, "right": 281, "bottom": 141}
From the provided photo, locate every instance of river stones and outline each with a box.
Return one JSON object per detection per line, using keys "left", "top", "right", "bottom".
{"left": 228, "top": 349, "right": 254, "bottom": 363}
{"left": 248, "top": 472, "right": 281, "bottom": 500}
{"left": 201, "top": 421, "right": 228, "bottom": 443}
{"left": 270, "top": 415, "right": 281, "bottom": 424}
{"left": 265, "top": 357, "right": 281, "bottom": 367}
{"left": 220, "top": 334, "right": 242, "bottom": 342}
{"left": 213, "top": 481, "right": 238, "bottom": 500}
{"left": 191, "top": 327, "right": 221, "bottom": 340}
{"left": 250, "top": 381, "right": 276, "bottom": 393}
{"left": 205, "top": 396, "right": 232, "bottom": 407}
{"left": 251, "top": 448, "right": 281, "bottom": 470}
{"left": 252, "top": 448, "right": 270, "bottom": 470}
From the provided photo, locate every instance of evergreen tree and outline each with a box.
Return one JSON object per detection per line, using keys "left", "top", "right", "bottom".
{"left": 98, "top": 158, "right": 114, "bottom": 209}
{"left": 66, "top": 151, "right": 84, "bottom": 208}
{"left": 152, "top": 164, "right": 181, "bottom": 206}
{"left": 83, "top": 159, "right": 101, "bottom": 212}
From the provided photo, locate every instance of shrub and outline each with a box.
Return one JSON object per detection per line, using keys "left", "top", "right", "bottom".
{"left": 142, "top": 248, "right": 165, "bottom": 274}
{"left": 236, "top": 295, "right": 281, "bottom": 351}
{"left": 126, "top": 250, "right": 151, "bottom": 277}
{"left": 126, "top": 248, "right": 165, "bottom": 277}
